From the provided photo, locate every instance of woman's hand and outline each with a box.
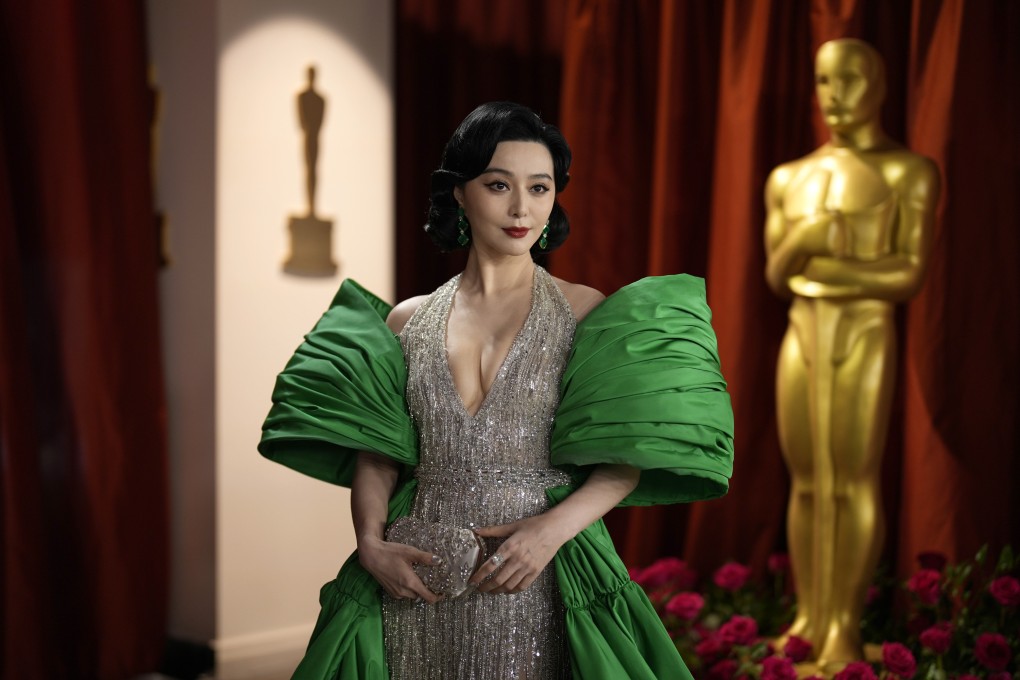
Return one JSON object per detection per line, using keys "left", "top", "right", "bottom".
{"left": 358, "top": 535, "right": 445, "bottom": 604}
{"left": 468, "top": 515, "right": 568, "bottom": 594}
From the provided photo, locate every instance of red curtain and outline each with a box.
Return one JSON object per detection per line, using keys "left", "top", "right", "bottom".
{"left": 397, "top": 0, "right": 1020, "bottom": 579}
{"left": 0, "top": 2, "right": 169, "bottom": 679}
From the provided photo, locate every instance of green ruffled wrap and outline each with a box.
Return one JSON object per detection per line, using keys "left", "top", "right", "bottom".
{"left": 259, "top": 275, "right": 734, "bottom": 679}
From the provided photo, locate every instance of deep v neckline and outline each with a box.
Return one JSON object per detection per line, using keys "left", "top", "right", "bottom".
{"left": 442, "top": 268, "right": 539, "bottom": 419}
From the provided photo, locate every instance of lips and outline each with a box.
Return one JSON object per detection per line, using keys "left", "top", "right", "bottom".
{"left": 502, "top": 227, "right": 530, "bottom": 239}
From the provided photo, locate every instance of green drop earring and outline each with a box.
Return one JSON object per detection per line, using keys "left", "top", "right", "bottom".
{"left": 457, "top": 207, "right": 470, "bottom": 246}
{"left": 539, "top": 221, "right": 550, "bottom": 250}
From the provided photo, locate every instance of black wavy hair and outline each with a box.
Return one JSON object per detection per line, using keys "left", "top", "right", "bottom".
{"left": 424, "top": 102, "right": 571, "bottom": 255}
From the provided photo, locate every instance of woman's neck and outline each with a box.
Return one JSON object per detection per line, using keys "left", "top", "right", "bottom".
{"left": 460, "top": 250, "right": 535, "bottom": 297}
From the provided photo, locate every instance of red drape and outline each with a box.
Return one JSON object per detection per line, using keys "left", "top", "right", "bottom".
{"left": 0, "top": 3, "right": 169, "bottom": 679}
{"left": 396, "top": 0, "right": 1020, "bottom": 579}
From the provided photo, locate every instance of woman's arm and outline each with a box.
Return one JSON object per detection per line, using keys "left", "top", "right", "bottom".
{"left": 469, "top": 463, "right": 639, "bottom": 594}
{"left": 353, "top": 451, "right": 443, "bottom": 603}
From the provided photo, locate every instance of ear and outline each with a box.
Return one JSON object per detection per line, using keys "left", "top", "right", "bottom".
{"left": 453, "top": 185, "right": 464, "bottom": 207}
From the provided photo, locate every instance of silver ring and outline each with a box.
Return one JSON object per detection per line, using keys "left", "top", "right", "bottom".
{"left": 490, "top": 553, "right": 505, "bottom": 567}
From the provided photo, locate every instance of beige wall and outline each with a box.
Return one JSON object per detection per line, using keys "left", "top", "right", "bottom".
{"left": 150, "top": 1, "right": 393, "bottom": 677}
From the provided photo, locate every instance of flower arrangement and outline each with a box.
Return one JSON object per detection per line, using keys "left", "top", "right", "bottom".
{"left": 630, "top": 545, "right": 1018, "bottom": 679}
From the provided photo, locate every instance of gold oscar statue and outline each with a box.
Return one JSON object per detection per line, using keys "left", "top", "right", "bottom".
{"left": 284, "top": 65, "right": 338, "bottom": 276}
{"left": 764, "top": 39, "right": 940, "bottom": 673}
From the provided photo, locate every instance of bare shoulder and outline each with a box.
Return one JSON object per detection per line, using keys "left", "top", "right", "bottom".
{"left": 552, "top": 277, "right": 606, "bottom": 322}
{"left": 385, "top": 295, "right": 428, "bottom": 334}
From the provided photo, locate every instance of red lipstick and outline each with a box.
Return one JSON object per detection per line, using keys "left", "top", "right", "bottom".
{"left": 503, "top": 227, "right": 530, "bottom": 239}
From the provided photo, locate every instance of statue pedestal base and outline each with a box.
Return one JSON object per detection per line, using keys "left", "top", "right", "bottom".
{"left": 283, "top": 215, "right": 337, "bottom": 277}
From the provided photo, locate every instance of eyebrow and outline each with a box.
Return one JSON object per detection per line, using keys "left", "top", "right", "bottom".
{"left": 480, "top": 166, "right": 554, "bottom": 181}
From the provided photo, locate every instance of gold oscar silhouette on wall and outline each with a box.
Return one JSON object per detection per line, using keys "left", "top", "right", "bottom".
{"left": 284, "top": 65, "right": 337, "bottom": 276}
{"left": 764, "top": 39, "right": 940, "bottom": 674}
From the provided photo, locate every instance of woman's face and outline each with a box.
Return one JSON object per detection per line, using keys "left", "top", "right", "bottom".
{"left": 454, "top": 140, "right": 555, "bottom": 257}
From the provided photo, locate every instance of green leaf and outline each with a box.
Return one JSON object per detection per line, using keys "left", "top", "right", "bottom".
{"left": 995, "top": 545, "right": 1014, "bottom": 573}
{"left": 974, "top": 544, "right": 988, "bottom": 566}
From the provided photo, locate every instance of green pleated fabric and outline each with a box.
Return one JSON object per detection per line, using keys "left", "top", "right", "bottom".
{"left": 258, "top": 280, "right": 417, "bottom": 485}
{"left": 552, "top": 274, "right": 734, "bottom": 506}
{"left": 546, "top": 486, "right": 694, "bottom": 680}
{"left": 259, "top": 276, "right": 734, "bottom": 679}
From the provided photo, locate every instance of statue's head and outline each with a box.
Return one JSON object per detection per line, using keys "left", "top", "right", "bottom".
{"left": 815, "top": 39, "right": 886, "bottom": 132}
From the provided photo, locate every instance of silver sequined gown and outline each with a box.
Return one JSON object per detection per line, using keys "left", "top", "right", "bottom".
{"left": 383, "top": 266, "right": 575, "bottom": 679}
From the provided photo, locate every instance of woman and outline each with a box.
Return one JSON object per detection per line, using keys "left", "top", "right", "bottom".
{"left": 261, "top": 102, "right": 734, "bottom": 679}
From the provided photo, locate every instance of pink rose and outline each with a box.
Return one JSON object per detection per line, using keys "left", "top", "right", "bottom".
{"left": 956, "top": 675, "right": 980, "bottom": 680}
{"left": 708, "top": 659, "right": 738, "bottom": 680}
{"left": 718, "top": 615, "right": 758, "bottom": 646}
{"left": 761, "top": 656, "right": 797, "bottom": 680}
{"left": 919, "top": 622, "right": 953, "bottom": 655}
{"left": 974, "top": 632, "right": 1011, "bottom": 671}
{"left": 665, "top": 592, "right": 704, "bottom": 620}
{"left": 627, "top": 566, "right": 644, "bottom": 581}
{"left": 865, "top": 585, "right": 880, "bottom": 605}
{"left": 989, "top": 575, "right": 1020, "bottom": 606}
{"left": 882, "top": 642, "right": 917, "bottom": 678}
{"left": 907, "top": 569, "right": 942, "bottom": 605}
{"left": 695, "top": 635, "right": 728, "bottom": 662}
{"left": 634, "top": 557, "right": 698, "bottom": 589}
{"left": 987, "top": 674, "right": 1012, "bottom": 680}
{"left": 916, "top": 551, "right": 948, "bottom": 571}
{"left": 833, "top": 661, "right": 878, "bottom": 680}
{"left": 906, "top": 613, "right": 934, "bottom": 636}
{"left": 783, "top": 635, "right": 813, "bottom": 662}
{"left": 767, "top": 553, "right": 791, "bottom": 573}
{"left": 713, "top": 562, "right": 751, "bottom": 591}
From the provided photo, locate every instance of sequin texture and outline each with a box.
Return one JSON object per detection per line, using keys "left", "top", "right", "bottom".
{"left": 383, "top": 266, "right": 576, "bottom": 679}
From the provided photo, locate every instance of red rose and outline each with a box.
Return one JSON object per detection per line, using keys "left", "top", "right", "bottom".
{"left": 919, "top": 623, "right": 953, "bottom": 655}
{"left": 634, "top": 557, "right": 698, "bottom": 589}
{"left": 882, "top": 642, "right": 917, "bottom": 678}
{"left": 767, "top": 553, "right": 791, "bottom": 573}
{"left": 987, "top": 674, "right": 1012, "bottom": 680}
{"left": 713, "top": 562, "right": 751, "bottom": 591}
{"left": 974, "top": 632, "right": 1011, "bottom": 671}
{"left": 718, "top": 615, "right": 758, "bottom": 646}
{"left": 695, "top": 636, "right": 728, "bottom": 662}
{"left": 907, "top": 569, "right": 942, "bottom": 605}
{"left": 665, "top": 592, "right": 704, "bottom": 621}
{"left": 761, "top": 656, "right": 797, "bottom": 680}
{"left": 956, "top": 675, "right": 980, "bottom": 680}
{"left": 989, "top": 575, "right": 1020, "bottom": 607}
{"left": 783, "top": 635, "right": 813, "bottom": 662}
{"left": 865, "top": 585, "right": 880, "bottom": 605}
{"left": 916, "top": 551, "right": 948, "bottom": 572}
{"left": 833, "top": 661, "right": 878, "bottom": 680}
{"left": 627, "top": 566, "right": 644, "bottom": 581}
{"left": 906, "top": 613, "right": 934, "bottom": 637}
{"left": 708, "top": 659, "right": 738, "bottom": 680}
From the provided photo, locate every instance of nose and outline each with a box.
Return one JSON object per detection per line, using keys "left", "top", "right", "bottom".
{"left": 830, "top": 79, "right": 845, "bottom": 103}
{"left": 509, "top": 193, "right": 528, "bottom": 218}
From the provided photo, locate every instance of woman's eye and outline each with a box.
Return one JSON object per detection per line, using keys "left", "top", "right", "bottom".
{"left": 486, "top": 181, "right": 509, "bottom": 191}
{"left": 531, "top": 184, "right": 550, "bottom": 194}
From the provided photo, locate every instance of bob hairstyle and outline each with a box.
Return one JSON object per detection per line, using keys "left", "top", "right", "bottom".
{"left": 425, "top": 102, "right": 571, "bottom": 255}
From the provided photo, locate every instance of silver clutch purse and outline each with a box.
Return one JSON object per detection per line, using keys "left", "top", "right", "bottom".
{"left": 385, "top": 516, "right": 486, "bottom": 598}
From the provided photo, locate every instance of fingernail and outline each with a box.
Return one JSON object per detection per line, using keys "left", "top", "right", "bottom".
{"left": 431, "top": 555, "right": 442, "bottom": 564}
